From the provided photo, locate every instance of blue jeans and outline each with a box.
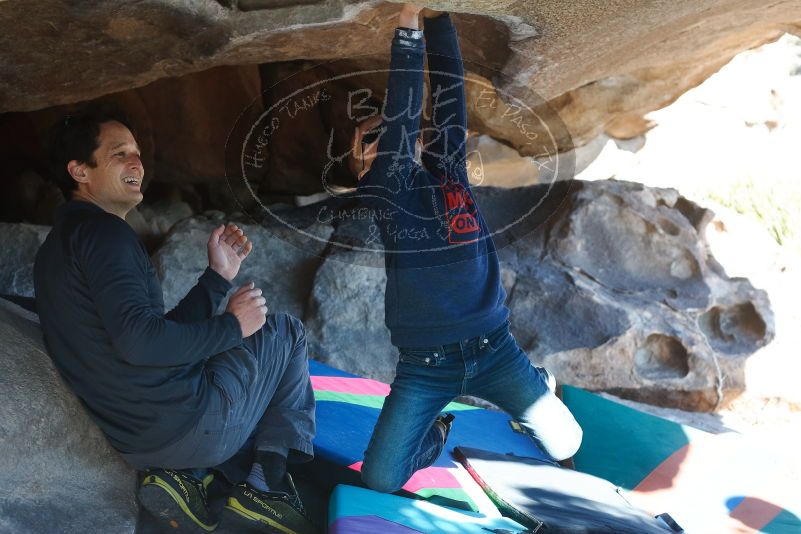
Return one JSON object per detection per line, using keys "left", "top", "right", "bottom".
{"left": 361, "top": 321, "right": 582, "bottom": 493}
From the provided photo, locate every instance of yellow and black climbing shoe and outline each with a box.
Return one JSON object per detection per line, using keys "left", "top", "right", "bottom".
{"left": 221, "top": 473, "right": 317, "bottom": 534}
{"left": 138, "top": 468, "right": 217, "bottom": 532}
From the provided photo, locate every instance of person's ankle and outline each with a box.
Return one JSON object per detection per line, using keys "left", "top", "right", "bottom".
{"left": 255, "top": 451, "right": 290, "bottom": 493}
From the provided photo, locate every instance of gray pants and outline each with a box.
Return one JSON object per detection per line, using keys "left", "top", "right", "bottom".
{"left": 123, "top": 313, "right": 316, "bottom": 483}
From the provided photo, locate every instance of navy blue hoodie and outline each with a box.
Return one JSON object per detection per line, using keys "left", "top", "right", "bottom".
{"left": 357, "top": 14, "right": 508, "bottom": 347}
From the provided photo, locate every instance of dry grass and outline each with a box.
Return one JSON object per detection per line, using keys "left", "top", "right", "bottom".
{"left": 705, "top": 174, "right": 801, "bottom": 257}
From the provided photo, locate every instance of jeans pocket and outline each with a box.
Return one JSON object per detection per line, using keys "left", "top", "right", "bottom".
{"left": 398, "top": 349, "right": 440, "bottom": 367}
{"left": 485, "top": 329, "right": 513, "bottom": 353}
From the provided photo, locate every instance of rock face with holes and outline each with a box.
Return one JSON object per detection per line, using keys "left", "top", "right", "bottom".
{"left": 0, "top": 298, "right": 138, "bottom": 534}
{"left": 301, "top": 180, "right": 773, "bottom": 411}
{"left": 500, "top": 180, "right": 773, "bottom": 410}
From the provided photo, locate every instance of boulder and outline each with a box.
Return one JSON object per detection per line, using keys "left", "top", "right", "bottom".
{"left": 138, "top": 199, "right": 194, "bottom": 237}
{"left": 153, "top": 210, "right": 333, "bottom": 319}
{"left": 549, "top": 181, "right": 711, "bottom": 310}
{"left": 0, "top": 180, "right": 777, "bottom": 413}
{"left": 127, "top": 196, "right": 195, "bottom": 250}
{"left": 3, "top": 0, "right": 799, "bottom": 158}
{"left": 304, "top": 218, "right": 394, "bottom": 382}
{"left": 463, "top": 134, "right": 543, "bottom": 188}
{"left": 0, "top": 298, "right": 137, "bottom": 534}
{"left": 507, "top": 180, "right": 774, "bottom": 411}
{"left": 302, "top": 180, "right": 774, "bottom": 411}
{"left": 136, "top": 65, "right": 265, "bottom": 184}
{"left": 0, "top": 222, "right": 50, "bottom": 298}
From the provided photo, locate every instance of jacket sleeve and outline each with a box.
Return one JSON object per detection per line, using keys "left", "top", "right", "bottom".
{"left": 165, "top": 266, "right": 232, "bottom": 322}
{"left": 357, "top": 27, "right": 426, "bottom": 201}
{"left": 421, "top": 13, "right": 469, "bottom": 184}
{"left": 76, "top": 215, "right": 243, "bottom": 367}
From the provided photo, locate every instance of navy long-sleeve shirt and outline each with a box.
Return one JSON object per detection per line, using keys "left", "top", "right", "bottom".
{"left": 357, "top": 14, "right": 508, "bottom": 347}
{"left": 34, "top": 200, "right": 243, "bottom": 453}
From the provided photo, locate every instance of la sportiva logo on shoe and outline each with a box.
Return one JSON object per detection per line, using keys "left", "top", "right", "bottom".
{"left": 242, "top": 490, "right": 284, "bottom": 519}
{"left": 170, "top": 473, "right": 191, "bottom": 500}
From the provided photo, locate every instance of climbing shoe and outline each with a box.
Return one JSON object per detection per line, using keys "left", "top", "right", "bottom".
{"left": 221, "top": 473, "right": 317, "bottom": 534}
{"left": 138, "top": 468, "right": 217, "bottom": 532}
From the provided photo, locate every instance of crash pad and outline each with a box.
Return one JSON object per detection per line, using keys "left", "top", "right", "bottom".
{"left": 309, "top": 359, "right": 552, "bottom": 513}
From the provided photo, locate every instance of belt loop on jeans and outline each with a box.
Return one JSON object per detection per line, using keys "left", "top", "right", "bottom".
{"left": 439, "top": 339, "right": 462, "bottom": 353}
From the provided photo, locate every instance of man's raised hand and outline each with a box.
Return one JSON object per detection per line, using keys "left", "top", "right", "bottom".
{"left": 226, "top": 282, "right": 267, "bottom": 338}
{"left": 208, "top": 223, "right": 253, "bottom": 282}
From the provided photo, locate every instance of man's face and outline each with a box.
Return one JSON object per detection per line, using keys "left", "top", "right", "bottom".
{"left": 69, "top": 121, "right": 144, "bottom": 217}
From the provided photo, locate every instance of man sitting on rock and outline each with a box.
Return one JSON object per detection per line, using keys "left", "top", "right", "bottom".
{"left": 348, "top": 5, "right": 583, "bottom": 493}
{"left": 34, "top": 103, "right": 317, "bottom": 534}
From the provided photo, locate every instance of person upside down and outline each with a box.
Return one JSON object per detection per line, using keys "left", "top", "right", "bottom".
{"left": 347, "top": 4, "right": 584, "bottom": 493}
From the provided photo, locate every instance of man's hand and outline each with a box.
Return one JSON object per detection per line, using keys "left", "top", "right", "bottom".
{"left": 226, "top": 282, "right": 267, "bottom": 337}
{"left": 208, "top": 223, "right": 253, "bottom": 282}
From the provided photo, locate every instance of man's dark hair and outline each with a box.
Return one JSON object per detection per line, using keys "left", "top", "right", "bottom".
{"left": 46, "top": 102, "right": 137, "bottom": 198}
